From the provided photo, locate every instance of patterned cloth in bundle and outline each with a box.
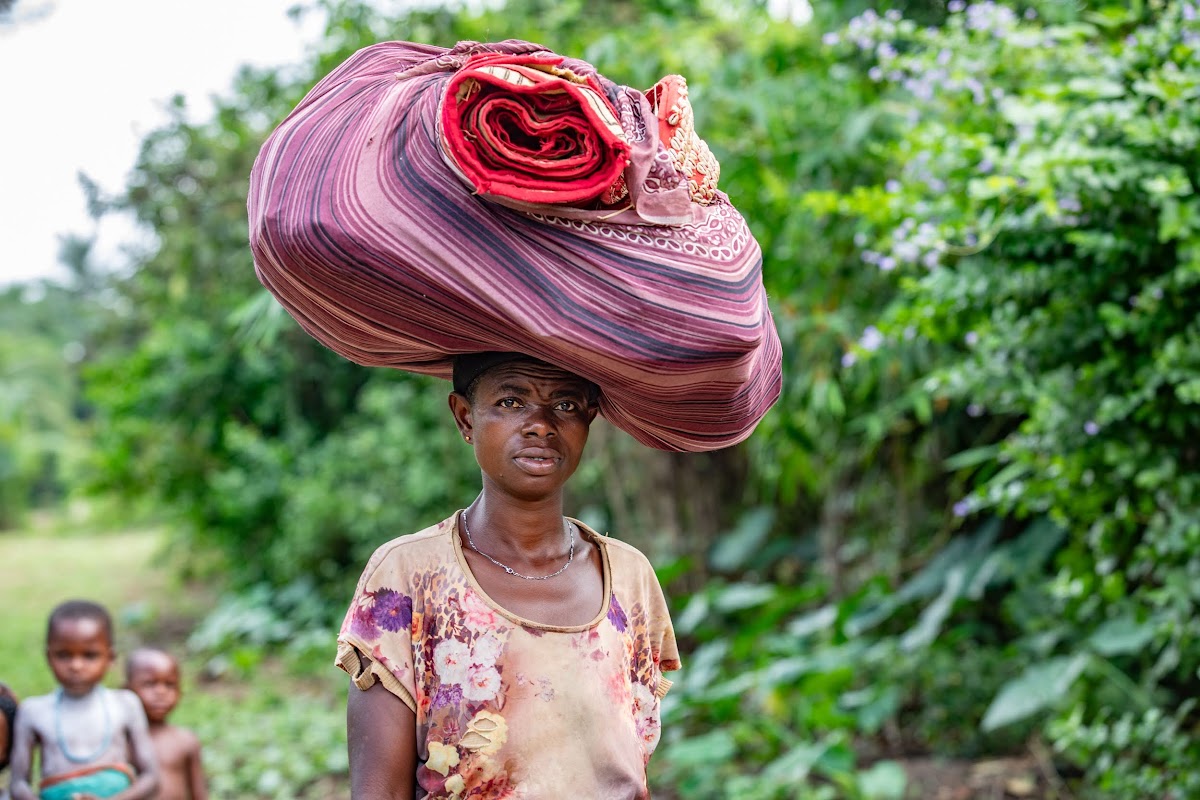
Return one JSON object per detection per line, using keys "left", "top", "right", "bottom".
{"left": 248, "top": 39, "right": 781, "bottom": 451}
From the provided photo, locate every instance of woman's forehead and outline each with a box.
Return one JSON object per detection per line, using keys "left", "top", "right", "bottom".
{"left": 477, "top": 360, "right": 591, "bottom": 392}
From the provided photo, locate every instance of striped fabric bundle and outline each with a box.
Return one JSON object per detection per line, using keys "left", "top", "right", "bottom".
{"left": 248, "top": 39, "right": 781, "bottom": 452}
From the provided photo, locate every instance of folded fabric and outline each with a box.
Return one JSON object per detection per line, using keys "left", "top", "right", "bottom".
{"left": 441, "top": 52, "right": 631, "bottom": 204}
{"left": 248, "top": 39, "right": 781, "bottom": 452}
{"left": 40, "top": 763, "right": 134, "bottom": 800}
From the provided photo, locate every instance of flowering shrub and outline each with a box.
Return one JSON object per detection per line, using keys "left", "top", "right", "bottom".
{"left": 808, "top": 1, "right": 1200, "bottom": 793}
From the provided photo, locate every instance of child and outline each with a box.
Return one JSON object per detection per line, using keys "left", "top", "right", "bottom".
{"left": 8, "top": 600, "right": 159, "bottom": 800}
{"left": 1, "top": 682, "right": 18, "bottom": 800}
{"left": 124, "top": 648, "right": 207, "bottom": 800}
{"left": 338, "top": 354, "right": 681, "bottom": 798}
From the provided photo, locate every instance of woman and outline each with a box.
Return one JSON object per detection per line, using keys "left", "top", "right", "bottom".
{"left": 247, "top": 38, "right": 781, "bottom": 799}
{"left": 339, "top": 352, "right": 679, "bottom": 798}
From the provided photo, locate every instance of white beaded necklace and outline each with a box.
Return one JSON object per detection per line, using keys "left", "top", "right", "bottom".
{"left": 461, "top": 510, "right": 574, "bottom": 581}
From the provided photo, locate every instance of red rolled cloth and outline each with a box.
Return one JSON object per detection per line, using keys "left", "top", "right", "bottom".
{"left": 248, "top": 39, "right": 781, "bottom": 451}
{"left": 441, "top": 52, "right": 631, "bottom": 204}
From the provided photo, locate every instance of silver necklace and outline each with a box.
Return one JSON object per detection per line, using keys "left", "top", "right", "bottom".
{"left": 461, "top": 510, "right": 574, "bottom": 580}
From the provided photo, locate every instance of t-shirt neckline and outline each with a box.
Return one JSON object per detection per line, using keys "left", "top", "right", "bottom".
{"left": 449, "top": 509, "right": 613, "bottom": 632}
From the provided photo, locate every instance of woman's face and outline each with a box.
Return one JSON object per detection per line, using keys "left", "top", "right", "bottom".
{"left": 452, "top": 360, "right": 597, "bottom": 502}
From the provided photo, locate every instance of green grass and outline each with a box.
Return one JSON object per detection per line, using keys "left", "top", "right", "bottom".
{"left": 0, "top": 525, "right": 186, "bottom": 695}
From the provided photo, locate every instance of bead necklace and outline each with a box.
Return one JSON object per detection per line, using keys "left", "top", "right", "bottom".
{"left": 55, "top": 686, "right": 113, "bottom": 763}
{"left": 461, "top": 509, "right": 574, "bottom": 581}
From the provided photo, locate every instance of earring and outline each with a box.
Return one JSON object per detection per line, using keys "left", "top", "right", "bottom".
{"left": 465, "top": 435, "right": 472, "bottom": 442}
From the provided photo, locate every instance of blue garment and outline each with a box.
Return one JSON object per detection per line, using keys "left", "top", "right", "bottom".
{"left": 40, "top": 765, "right": 132, "bottom": 800}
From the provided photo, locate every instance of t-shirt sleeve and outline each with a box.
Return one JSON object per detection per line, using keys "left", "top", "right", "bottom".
{"left": 645, "top": 562, "right": 681, "bottom": 698}
{"left": 335, "top": 542, "right": 420, "bottom": 712}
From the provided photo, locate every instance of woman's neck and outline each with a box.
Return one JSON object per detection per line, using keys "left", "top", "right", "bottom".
{"left": 467, "top": 491, "right": 568, "bottom": 560}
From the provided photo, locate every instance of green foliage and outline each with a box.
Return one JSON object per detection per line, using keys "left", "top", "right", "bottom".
{"left": 809, "top": 0, "right": 1200, "bottom": 791}
{"left": 0, "top": 280, "right": 104, "bottom": 527}
{"left": 41, "top": 0, "right": 1200, "bottom": 795}
{"left": 175, "top": 681, "right": 347, "bottom": 800}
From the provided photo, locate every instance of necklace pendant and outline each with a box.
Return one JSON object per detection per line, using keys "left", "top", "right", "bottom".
{"left": 505, "top": 566, "right": 515, "bottom": 575}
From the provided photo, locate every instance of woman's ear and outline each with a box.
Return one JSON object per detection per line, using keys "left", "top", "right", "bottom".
{"left": 448, "top": 392, "right": 475, "bottom": 443}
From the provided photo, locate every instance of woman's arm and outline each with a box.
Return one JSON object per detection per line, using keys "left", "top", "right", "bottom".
{"left": 347, "top": 681, "right": 417, "bottom": 800}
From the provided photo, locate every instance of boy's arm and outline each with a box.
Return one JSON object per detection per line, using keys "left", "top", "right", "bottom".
{"left": 185, "top": 730, "right": 209, "bottom": 800}
{"left": 110, "top": 692, "right": 160, "bottom": 800}
{"left": 8, "top": 706, "right": 37, "bottom": 800}
{"left": 347, "top": 681, "right": 417, "bottom": 800}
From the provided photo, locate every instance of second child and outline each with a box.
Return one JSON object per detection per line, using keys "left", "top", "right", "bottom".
{"left": 124, "top": 648, "right": 208, "bottom": 800}
{"left": 8, "top": 600, "right": 159, "bottom": 800}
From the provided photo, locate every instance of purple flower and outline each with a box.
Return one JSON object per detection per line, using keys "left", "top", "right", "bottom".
{"left": 432, "top": 683, "right": 464, "bottom": 710}
{"left": 841, "top": 351, "right": 858, "bottom": 368}
{"left": 1084, "top": 420, "right": 1100, "bottom": 436}
{"left": 964, "top": 331, "right": 979, "bottom": 346}
{"left": 822, "top": 32, "right": 840, "bottom": 46}
{"left": 885, "top": 179, "right": 902, "bottom": 193}
{"left": 859, "top": 326, "right": 885, "bottom": 352}
{"left": 967, "top": 403, "right": 985, "bottom": 417}
{"left": 607, "top": 595, "right": 628, "bottom": 632}
{"left": 953, "top": 499, "right": 972, "bottom": 518}
{"left": 879, "top": 256, "right": 898, "bottom": 272}
{"left": 349, "top": 602, "right": 380, "bottom": 641}
{"left": 373, "top": 589, "right": 413, "bottom": 632}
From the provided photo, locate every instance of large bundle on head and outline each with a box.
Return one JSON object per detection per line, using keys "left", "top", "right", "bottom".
{"left": 248, "top": 39, "right": 781, "bottom": 451}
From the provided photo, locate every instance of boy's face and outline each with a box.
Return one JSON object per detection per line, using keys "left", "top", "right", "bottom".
{"left": 126, "top": 652, "right": 181, "bottom": 724}
{"left": 46, "top": 617, "right": 114, "bottom": 697}
{"left": 452, "top": 360, "right": 597, "bottom": 501}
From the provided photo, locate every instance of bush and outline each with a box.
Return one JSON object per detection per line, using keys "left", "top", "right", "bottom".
{"left": 807, "top": 1, "right": 1200, "bottom": 791}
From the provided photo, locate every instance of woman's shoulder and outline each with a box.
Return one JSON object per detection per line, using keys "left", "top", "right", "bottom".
{"left": 356, "top": 513, "right": 460, "bottom": 579}
{"left": 575, "top": 522, "right": 658, "bottom": 575}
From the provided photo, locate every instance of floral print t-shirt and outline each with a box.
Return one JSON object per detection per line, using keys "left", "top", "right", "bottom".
{"left": 335, "top": 512, "right": 681, "bottom": 800}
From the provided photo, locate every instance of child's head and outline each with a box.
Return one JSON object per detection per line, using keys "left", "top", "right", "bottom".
{"left": 45, "top": 599, "right": 115, "bottom": 697}
{"left": 125, "top": 647, "right": 181, "bottom": 725}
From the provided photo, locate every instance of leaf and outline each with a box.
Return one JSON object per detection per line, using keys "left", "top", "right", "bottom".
{"left": 709, "top": 506, "right": 775, "bottom": 572}
{"left": 1088, "top": 615, "right": 1157, "bottom": 657}
{"left": 664, "top": 729, "right": 737, "bottom": 766}
{"left": 857, "top": 760, "right": 908, "bottom": 799}
{"left": 981, "top": 654, "right": 1090, "bottom": 731}
{"left": 762, "top": 740, "right": 831, "bottom": 783}
{"left": 900, "top": 565, "right": 965, "bottom": 652}
{"left": 712, "top": 582, "right": 777, "bottom": 612}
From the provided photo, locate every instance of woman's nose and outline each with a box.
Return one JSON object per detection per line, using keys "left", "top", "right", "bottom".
{"left": 521, "top": 404, "right": 556, "bottom": 435}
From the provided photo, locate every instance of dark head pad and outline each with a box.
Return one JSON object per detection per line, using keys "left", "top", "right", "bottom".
{"left": 452, "top": 352, "right": 532, "bottom": 396}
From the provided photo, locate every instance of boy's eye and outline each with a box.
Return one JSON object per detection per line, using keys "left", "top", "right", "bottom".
{"left": 499, "top": 398, "right": 521, "bottom": 408}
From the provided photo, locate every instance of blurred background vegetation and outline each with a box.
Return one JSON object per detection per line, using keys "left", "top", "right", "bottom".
{"left": 2, "top": 0, "right": 1199, "bottom": 797}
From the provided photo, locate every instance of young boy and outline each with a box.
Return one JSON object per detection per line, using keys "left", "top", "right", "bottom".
{"left": 8, "top": 600, "right": 159, "bottom": 800}
{"left": 124, "top": 648, "right": 207, "bottom": 800}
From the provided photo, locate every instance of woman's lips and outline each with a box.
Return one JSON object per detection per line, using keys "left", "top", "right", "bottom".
{"left": 513, "top": 450, "right": 560, "bottom": 475}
